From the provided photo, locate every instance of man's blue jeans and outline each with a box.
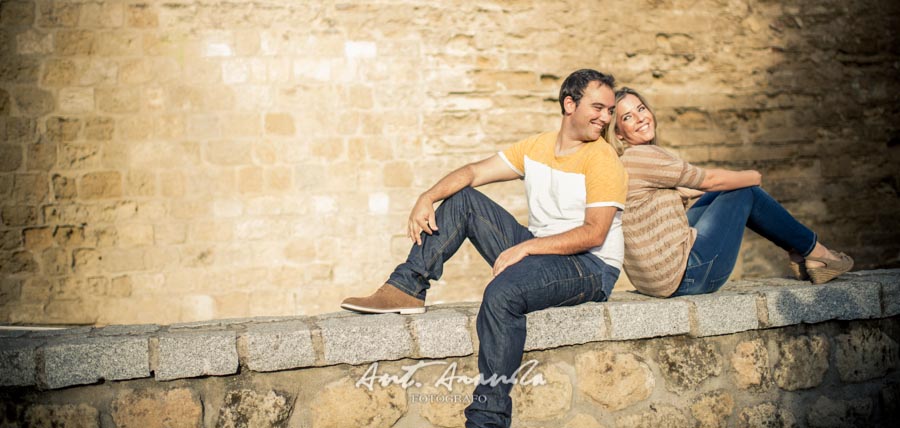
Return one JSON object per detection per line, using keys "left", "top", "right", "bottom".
{"left": 386, "top": 187, "right": 619, "bottom": 428}
{"left": 671, "top": 186, "right": 817, "bottom": 296}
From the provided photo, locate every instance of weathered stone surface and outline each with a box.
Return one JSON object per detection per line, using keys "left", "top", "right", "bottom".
{"left": 412, "top": 358, "right": 477, "bottom": 428}
{"left": 111, "top": 388, "right": 202, "bottom": 428}
{"left": 807, "top": 395, "right": 873, "bottom": 428}
{"left": 93, "top": 324, "right": 160, "bottom": 336}
{"left": 309, "top": 376, "right": 406, "bottom": 428}
{"left": 731, "top": 338, "right": 770, "bottom": 390}
{"left": 616, "top": 404, "right": 691, "bottom": 428}
{"left": 0, "top": 144, "right": 22, "bottom": 172}
{"left": 606, "top": 300, "right": 690, "bottom": 340}
{"left": 563, "top": 413, "right": 605, "bottom": 428}
{"left": 685, "top": 293, "right": 759, "bottom": 337}
{"left": 691, "top": 390, "right": 735, "bottom": 428}
{"left": 737, "top": 402, "right": 798, "bottom": 428}
{"left": 524, "top": 303, "right": 605, "bottom": 351}
{"left": 24, "top": 404, "right": 99, "bottom": 428}
{"left": 834, "top": 325, "right": 900, "bottom": 382}
{"left": 216, "top": 389, "right": 293, "bottom": 428}
{"left": 318, "top": 313, "right": 413, "bottom": 365}
{"left": 576, "top": 350, "right": 653, "bottom": 411}
{"left": 0, "top": 339, "right": 38, "bottom": 386}
{"left": 156, "top": 330, "right": 238, "bottom": 381}
{"left": 243, "top": 320, "right": 316, "bottom": 372}
{"left": 511, "top": 361, "right": 572, "bottom": 421}
{"left": 41, "top": 336, "right": 150, "bottom": 389}
{"left": 773, "top": 334, "right": 830, "bottom": 391}
{"left": 762, "top": 281, "right": 881, "bottom": 327}
{"left": 410, "top": 309, "right": 473, "bottom": 358}
{"left": 657, "top": 338, "right": 722, "bottom": 393}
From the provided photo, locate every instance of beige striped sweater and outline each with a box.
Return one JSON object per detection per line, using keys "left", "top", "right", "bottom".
{"left": 620, "top": 145, "right": 706, "bottom": 297}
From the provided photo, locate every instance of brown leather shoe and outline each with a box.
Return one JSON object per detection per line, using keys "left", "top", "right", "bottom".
{"left": 340, "top": 284, "right": 426, "bottom": 314}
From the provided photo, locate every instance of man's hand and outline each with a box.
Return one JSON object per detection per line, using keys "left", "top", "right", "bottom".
{"left": 492, "top": 243, "right": 531, "bottom": 277}
{"left": 408, "top": 195, "right": 438, "bottom": 246}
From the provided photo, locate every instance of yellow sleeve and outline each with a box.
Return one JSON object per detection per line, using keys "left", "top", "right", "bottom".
{"left": 585, "top": 144, "right": 628, "bottom": 209}
{"left": 499, "top": 135, "right": 536, "bottom": 176}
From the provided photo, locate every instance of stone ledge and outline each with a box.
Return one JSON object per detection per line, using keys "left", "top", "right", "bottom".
{"left": 0, "top": 269, "right": 897, "bottom": 390}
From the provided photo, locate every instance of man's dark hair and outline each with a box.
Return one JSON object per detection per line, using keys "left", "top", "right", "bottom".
{"left": 558, "top": 69, "right": 616, "bottom": 115}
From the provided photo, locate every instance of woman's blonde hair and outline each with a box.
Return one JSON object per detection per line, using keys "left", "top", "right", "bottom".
{"left": 606, "top": 87, "right": 658, "bottom": 156}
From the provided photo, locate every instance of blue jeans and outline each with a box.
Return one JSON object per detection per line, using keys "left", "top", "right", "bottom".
{"left": 671, "top": 186, "right": 816, "bottom": 296}
{"left": 387, "top": 187, "right": 619, "bottom": 428}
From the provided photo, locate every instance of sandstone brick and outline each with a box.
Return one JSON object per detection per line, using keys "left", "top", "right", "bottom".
{"left": 658, "top": 339, "right": 723, "bottom": 393}
{"left": 264, "top": 166, "right": 292, "bottom": 192}
{"left": 79, "top": 1, "right": 123, "bottom": 28}
{"left": 126, "top": 3, "right": 158, "bottom": 28}
{"left": 55, "top": 30, "right": 95, "bottom": 55}
{"left": 835, "top": 325, "right": 900, "bottom": 382}
{"left": 220, "top": 113, "right": 261, "bottom": 137}
{"left": 1, "top": 1, "right": 35, "bottom": 27}
{"left": 511, "top": 361, "right": 572, "bottom": 421}
{"left": 238, "top": 166, "right": 263, "bottom": 194}
{"left": 0, "top": 144, "right": 22, "bottom": 171}
{"left": 57, "top": 87, "right": 94, "bottom": 113}
{"left": 0, "top": 55, "right": 40, "bottom": 84}
{"left": 807, "top": 395, "right": 873, "bottom": 428}
{"left": 732, "top": 338, "right": 770, "bottom": 390}
{"left": 111, "top": 388, "right": 202, "bottom": 428}
{"left": 217, "top": 389, "right": 293, "bottom": 428}
{"left": 24, "top": 404, "right": 99, "bottom": 428}
{"left": 265, "top": 112, "right": 295, "bottom": 135}
{"left": 576, "top": 350, "right": 653, "bottom": 411}
{"left": 24, "top": 142, "right": 54, "bottom": 175}
{"left": 0, "top": 250, "right": 37, "bottom": 275}
{"left": 50, "top": 174, "right": 76, "bottom": 200}
{"left": 616, "top": 405, "right": 691, "bottom": 428}
{"left": 1, "top": 205, "right": 36, "bottom": 227}
{"left": 774, "top": 334, "right": 830, "bottom": 391}
{"left": 41, "top": 59, "right": 79, "bottom": 86}
{"left": 37, "top": 0, "right": 80, "bottom": 27}
{"left": 310, "top": 376, "right": 406, "bottom": 428}
{"left": 11, "top": 87, "right": 54, "bottom": 116}
{"left": 159, "top": 170, "right": 185, "bottom": 197}
{"left": 46, "top": 116, "right": 82, "bottom": 142}
{"left": 737, "top": 403, "right": 798, "bottom": 428}
{"left": 79, "top": 171, "right": 122, "bottom": 199}
{"left": 82, "top": 116, "right": 114, "bottom": 140}
{"left": 1, "top": 88, "right": 10, "bottom": 115}
{"left": 24, "top": 227, "right": 53, "bottom": 252}
{"left": 206, "top": 140, "right": 253, "bottom": 166}
{"left": 383, "top": 160, "right": 414, "bottom": 187}
{"left": 1, "top": 229, "right": 22, "bottom": 251}
{"left": 16, "top": 30, "right": 53, "bottom": 55}
{"left": 79, "top": 59, "right": 117, "bottom": 85}
{"left": 125, "top": 170, "right": 155, "bottom": 197}
{"left": 96, "top": 87, "right": 140, "bottom": 113}
{"left": 691, "top": 390, "right": 735, "bottom": 428}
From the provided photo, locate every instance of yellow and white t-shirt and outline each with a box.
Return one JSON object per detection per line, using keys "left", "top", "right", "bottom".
{"left": 499, "top": 131, "right": 628, "bottom": 269}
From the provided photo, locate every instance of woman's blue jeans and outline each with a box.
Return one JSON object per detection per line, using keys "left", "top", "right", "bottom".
{"left": 386, "top": 187, "right": 619, "bottom": 428}
{"left": 671, "top": 186, "right": 817, "bottom": 296}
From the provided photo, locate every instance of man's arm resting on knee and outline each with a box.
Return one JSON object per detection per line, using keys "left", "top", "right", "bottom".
{"left": 408, "top": 154, "right": 520, "bottom": 245}
{"left": 492, "top": 206, "right": 618, "bottom": 276}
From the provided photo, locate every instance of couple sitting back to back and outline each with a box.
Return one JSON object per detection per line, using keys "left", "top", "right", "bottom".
{"left": 339, "top": 69, "right": 853, "bottom": 428}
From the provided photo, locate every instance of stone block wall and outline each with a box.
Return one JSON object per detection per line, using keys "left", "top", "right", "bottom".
{"left": 1, "top": 0, "right": 899, "bottom": 325}
{"left": 1, "top": 271, "right": 899, "bottom": 427}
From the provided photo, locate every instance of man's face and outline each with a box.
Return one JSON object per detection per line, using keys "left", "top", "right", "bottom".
{"left": 566, "top": 81, "right": 616, "bottom": 142}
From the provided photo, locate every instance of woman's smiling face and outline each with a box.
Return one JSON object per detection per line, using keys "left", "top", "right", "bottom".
{"left": 615, "top": 93, "right": 656, "bottom": 145}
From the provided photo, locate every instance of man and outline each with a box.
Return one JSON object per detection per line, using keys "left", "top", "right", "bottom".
{"left": 341, "top": 69, "right": 627, "bottom": 427}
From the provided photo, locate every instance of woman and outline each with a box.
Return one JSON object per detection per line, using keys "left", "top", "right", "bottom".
{"left": 607, "top": 87, "right": 853, "bottom": 297}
